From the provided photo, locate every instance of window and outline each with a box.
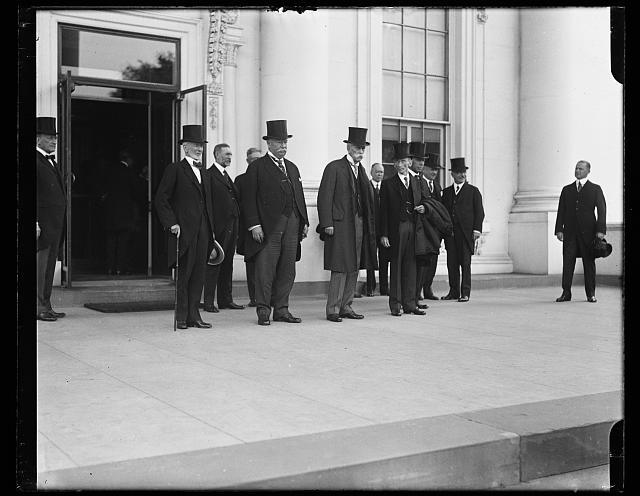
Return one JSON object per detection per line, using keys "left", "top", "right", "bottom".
{"left": 382, "top": 8, "right": 449, "bottom": 184}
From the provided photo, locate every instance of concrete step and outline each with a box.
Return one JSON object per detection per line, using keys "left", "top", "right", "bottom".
{"left": 38, "top": 391, "right": 621, "bottom": 490}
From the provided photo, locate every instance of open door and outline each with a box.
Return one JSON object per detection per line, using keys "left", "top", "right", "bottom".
{"left": 58, "top": 71, "right": 74, "bottom": 287}
{"left": 174, "top": 85, "right": 207, "bottom": 165}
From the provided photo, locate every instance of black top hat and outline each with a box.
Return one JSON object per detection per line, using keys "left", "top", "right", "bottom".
{"left": 425, "top": 154, "right": 442, "bottom": 169}
{"left": 591, "top": 237, "right": 613, "bottom": 259}
{"left": 392, "top": 142, "right": 413, "bottom": 161}
{"left": 409, "top": 142, "right": 427, "bottom": 159}
{"left": 36, "top": 117, "right": 57, "bottom": 135}
{"left": 343, "top": 127, "right": 370, "bottom": 147}
{"left": 263, "top": 120, "right": 292, "bottom": 141}
{"left": 179, "top": 125, "right": 208, "bottom": 144}
{"left": 449, "top": 157, "right": 468, "bottom": 172}
{"left": 207, "top": 239, "right": 225, "bottom": 266}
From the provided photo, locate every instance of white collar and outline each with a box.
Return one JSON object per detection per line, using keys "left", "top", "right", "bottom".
{"left": 211, "top": 161, "right": 226, "bottom": 175}
{"left": 576, "top": 178, "right": 587, "bottom": 187}
{"left": 346, "top": 154, "right": 359, "bottom": 167}
{"left": 37, "top": 147, "right": 52, "bottom": 158}
{"left": 268, "top": 151, "right": 283, "bottom": 163}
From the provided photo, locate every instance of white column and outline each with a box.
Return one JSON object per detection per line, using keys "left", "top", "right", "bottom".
{"left": 510, "top": 8, "right": 623, "bottom": 274}
{"left": 222, "top": 41, "right": 241, "bottom": 175}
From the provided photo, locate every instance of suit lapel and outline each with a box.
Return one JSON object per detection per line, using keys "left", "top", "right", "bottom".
{"left": 181, "top": 159, "right": 202, "bottom": 195}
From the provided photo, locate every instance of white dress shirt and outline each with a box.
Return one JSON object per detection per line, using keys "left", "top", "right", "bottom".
{"left": 184, "top": 156, "right": 201, "bottom": 183}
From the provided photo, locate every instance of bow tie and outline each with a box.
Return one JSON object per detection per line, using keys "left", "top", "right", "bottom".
{"left": 46, "top": 154, "right": 56, "bottom": 161}
{"left": 193, "top": 161, "right": 203, "bottom": 169}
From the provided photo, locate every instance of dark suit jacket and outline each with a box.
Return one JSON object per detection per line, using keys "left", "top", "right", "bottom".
{"left": 241, "top": 154, "right": 309, "bottom": 261}
{"left": 379, "top": 174, "right": 428, "bottom": 259}
{"left": 441, "top": 182, "right": 485, "bottom": 253}
{"left": 234, "top": 171, "right": 249, "bottom": 257}
{"left": 154, "top": 159, "right": 216, "bottom": 268}
{"left": 316, "top": 156, "right": 377, "bottom": 272}
{"left": 424, "top": 178, "right": 443, "bottom": 202}
{"left": 207, "top": 164, "right": 240, "bottom": 249}
{"left": 554, "top": 180, "right": 606, "bottom": 246}
{"left": 37, "top": 151, "right": 66, "bottom": 251}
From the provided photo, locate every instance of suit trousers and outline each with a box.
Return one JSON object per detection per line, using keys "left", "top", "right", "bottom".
{"left": 176, "top": 213, "right": 210, "bottom": 322}
{"left": 245, "top": 260, "right": 256, "bottom": 303}
{"left": 36, "top": 233, "right": 62, "bottom": 314}
{"left": 326, "top": 214, "right": 363, "bottom": 316}
{"left": 254, "top": 211, "right": 299, "bottom": 319}
{"left": 446, "top": 225, "right": 472, "bottom": 298}
{"left": 421, "top": 253, "right": 439, "bottom": 297}
{"left": 562, "top": 234, "right": 596, "bottom": 297}
{"left": 366, "top": 246, "right": 390, "bottom": 294}
{"left": 389, "top": 220, "right": 418, "bottom": 313}
{"left": 204, "top": 217, "right": 239, "bottom": 307}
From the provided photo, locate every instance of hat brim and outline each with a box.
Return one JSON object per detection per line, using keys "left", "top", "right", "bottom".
{"left": 263, "top": 135, "right": 293, "bottom": 141}
{"left": 343, "top": 140, "right": 370, "bottom": 146}
{"left": 179, "top": 139, "right": 208, "bottom": 144}
{"left": 448, "top": 167, "right": 469, "bottom": 171}
{"left": 207, "top": 240, "right": 225, "bottom": 266}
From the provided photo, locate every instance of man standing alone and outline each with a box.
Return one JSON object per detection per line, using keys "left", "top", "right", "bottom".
{"left": 554, "top": 160, "right": 606, "bottom": 303}
{"left": 317, "top": 127, "right": 377, "bottom": 322}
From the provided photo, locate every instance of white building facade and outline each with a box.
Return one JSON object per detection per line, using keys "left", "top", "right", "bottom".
{"left": 35, "top": 7, "right": 623, "bottom": 287}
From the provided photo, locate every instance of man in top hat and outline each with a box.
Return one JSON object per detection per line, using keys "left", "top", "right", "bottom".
{"left": 365, "top": 162, "right": 389, "bottom": 297}
{"left": 407, "top": 142, "right": 431, "bottom": 311}
{"left": 420, "top": 153, "right": 444, "bottom": 301}
{"left": 241, "top": 120, "right": 309, "bottom": 326}
{"left": 441, "top": 157, "right": 485, "bottom": 302}
{"left": 36, "top": 116, "right": 67, "bottom": 321}
{"left": 203, "top": 143, "right": 244, "bottom": 313}
{"left": 379, "top": 142, "right": 429, "bottom": 316}
{"left": 554, "top": 160, "right": 606, "bottom": 303}
{"left": 154, "top": 125, "right": 216, "bottom": 329}
{"left": 317, "top": 127, "right": 378, "bottom": 322}
{"left": 235, "top": 147, "right": 263, "bottom": 308}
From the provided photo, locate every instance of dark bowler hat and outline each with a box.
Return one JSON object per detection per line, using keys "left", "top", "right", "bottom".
{"left": 343, "top": 127, "right": 370, "bottom": 147}
{"left": 179, "top": 125, "right": 208, "bottom": 144}
{"left": 409, "top": 142, "right": 427, "bottom": 159}
{"left": 207, "top": 239, "right": 225, "bottom": 266}
{"left": 449, "top": 157, "right": 468, "bottom": 172}
{"left": 392, "top": 142, "right": 413, "bottom": 161}
{"left": 37, "top": 117, "right": 57, "bottom": 135}
{"left": 263, "top": 120, "right": 292, "bottom": 141}
{"left": 425, "top": 154, "right": 442, "bottom": 169}
{"left": 591, "top": 237, "right": 613, "bottom": 259}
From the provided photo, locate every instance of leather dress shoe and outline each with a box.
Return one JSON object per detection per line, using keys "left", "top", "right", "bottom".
{"left": 458, "top": 296, "right": 469, "bottom": 302}
{"left": 248, "top": 300, "right": 257, "bottom": 307}
{"left": 220, "top": 302, "right": 245, "bottom": 310}
{"left": 273, "top": 313, "right": 302, "bottom": 323}
{"left": 366, "top": 291, "right": 374, "bottom": 297}
{"left": 417, "top": 303, "right": 429, "bottom": 309}
{"left": 37, "top": 312, "right": 57, "bottom": 321}
{"left": 390, "top": 309, "right": 402, "bottom": 316}
{"left": 204, "top": 305, "right": 219, "bottom": 313}
{"left": 555, "top": 293, "right": 572, "bottom": 302}
{"left": 441, "top": 294, "right": 459, "bottom": 301}
{"left": 340, "top": 311, "right": 364, "bottom": 319}
{"left": 424, "top": 293, "right": 439, "bottom": 301}
{"left": 405, "top": 308, "right": 426, "bottom": 315}
{"left": 187, "top": 320, "right": 212, "bottom": 328}
{"left": 176, "top": 321, "right": 188, "bottom": 329}
{"left": 587, "top": 296, "right": 597, "bottom": 303}
{"left": 327, "top": 314, "right": 342, "bottom": 322}
{"left": 48, "top": 309, "right": 66, "bottom": 318}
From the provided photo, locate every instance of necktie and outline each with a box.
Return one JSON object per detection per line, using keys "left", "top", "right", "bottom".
{"left": 428, "top": 180, "right": 433, "bottom": 193}
{"left": 46, "top": 154, "right": 56, "bottom": 161}
{"left": 352, "top": 163, "right": 358, "bottom": 179}
{"left": 455, "top": 184, "right": 460, "bottom": 195}
{"left": 193, "top": 161, "right": 203, "bottom": 169}
{"left": 223, "top": 169, "right": 233, "bottom": 187}
{"left": 276, "top": 158, "right": 287, "bottom": 176}
{"left": 403, "top": 176, "right": 409, "bottom": 189}
{"left": 577, "top": 182, "right": 582, "bottom": 192}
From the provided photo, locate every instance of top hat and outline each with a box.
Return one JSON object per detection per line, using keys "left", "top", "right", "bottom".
{"left": 449, "top": 157, "right": 468, "bottom": 172}
{"left": 207, "top": 239, "right": 225, "bottom": 266}
{"left": 263, "top": 120, "right": 292, "bottom": 141}
{"left": 392, "top": 142, "right": 413, "bottom": 161}
{"left": 36, "top": 117, "right": 57, "bottom": 136}
{"left": 424, "top": 154, "right": 442, "bottom": 169}
{"left": 591, "top": 237, "right": 613, "bottom": 259}
{"left": 409, "top": 142, "right": 428, "bottom": 159}
{"left": 343, "top": 127, "right": 370, "bottom": 147}
{"left": 179, "top": 125, "right": 208, "bottom": 144}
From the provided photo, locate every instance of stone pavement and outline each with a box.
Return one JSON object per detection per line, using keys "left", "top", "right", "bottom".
{"left": 35, "top": 285, "right": 623, "bottom": 489}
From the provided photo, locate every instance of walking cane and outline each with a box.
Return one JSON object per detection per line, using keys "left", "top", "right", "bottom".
{"left": 173, "top": 231, "right": 180, "bottom": 332}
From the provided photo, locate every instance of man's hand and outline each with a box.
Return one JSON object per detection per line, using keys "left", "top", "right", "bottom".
{"left": 251, "top": 226, "right": 264, "bottom": 243}
{"left": 556, "top": 232, "right": 564, "bottom": 242}
{"left": 36, "top": 222, "right": 41, "bottom": 239}
{"left": 324, "top": 226, "right": 334, "bottom": 236}
{"left": 473, "top": 230, "right": 481, "bottom": 241}
{"left": 302, "top": 224, "right": 309, "bottom": 239}
{"left": 381, "top": 236, "right": 391, "bottom": 248}
{"left": 414, "top": 205, "right": 425, "bottom": 214}
{"left": 170, "top": 224, "right": 180, "bottom": 237}
{"left": 596, "top": 232, "right": 605, "bottom": 240}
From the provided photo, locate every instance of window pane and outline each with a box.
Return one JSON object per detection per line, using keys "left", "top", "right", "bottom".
{"left": 426, "top": 9, "right": 447, "bottom": 31}
{"left": 426, "top": 77, "right": 446, "bottom": 121}
{"left": 61, "top": 27, "right": 177, "bottom": 85}
{"left": 71, "top": 86, "right": 148, "bottom": 102}
{"left": 382, "top": 24, "right": 402, "bottom": 71}
{"left": 382, "top": 71, "right": 401, "bottom": 116}
{"left": 424, "top": 128, "right": 441, "bottom": 157}
{"left": 403, "top": 73, "right": 425, "bottom": 119}
{"left": 410, "top": 126, "right": 423, "bottom": 142}
{"left": 403, "top": 27, "right": 425, "bottom": 74}
{"left": 427, "top": 31, "right": 446, "bottom": 76}
{"left": 383, "top": 7, "right": 402, "bottom": 24}
{"left": 382, "top": 123, "right": 400, "bottom": 141}
{"left": 403, "top": 8, "right": 425, "bottom": 28}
